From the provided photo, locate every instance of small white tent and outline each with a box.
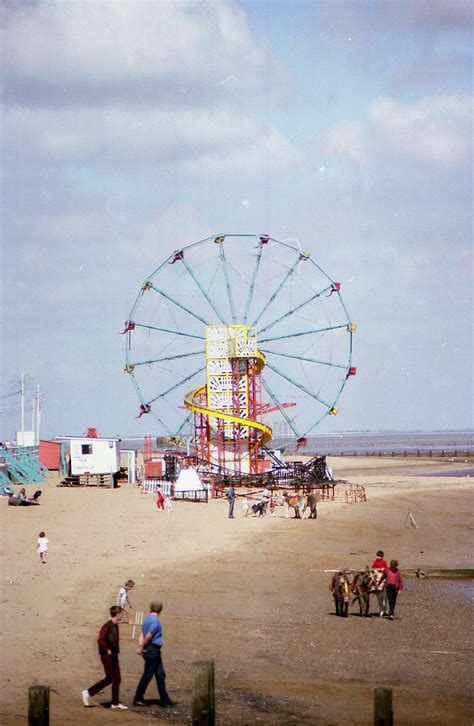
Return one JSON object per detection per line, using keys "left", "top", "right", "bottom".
{"left": 174, "top": 468, "right": 205, "bottom": 492}
{"left": 174, "top": 468, "right": 208, "bottom": 501}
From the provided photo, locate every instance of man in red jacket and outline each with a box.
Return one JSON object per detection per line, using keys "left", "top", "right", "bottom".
{"left": 82, "top": 605, "right": 127, "bottom": 709}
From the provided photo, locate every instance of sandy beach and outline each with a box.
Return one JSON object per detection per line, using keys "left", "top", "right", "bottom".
{"left": 1, "top": 456, "right": 473, "bottom": 725}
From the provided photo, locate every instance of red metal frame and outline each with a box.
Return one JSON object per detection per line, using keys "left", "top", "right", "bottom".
{"left": 191, "top": 354, "right": 266, "bottom": 475}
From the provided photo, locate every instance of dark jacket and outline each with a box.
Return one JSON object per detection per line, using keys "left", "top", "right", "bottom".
{"left": 97, "top": 620, "right": 120, "bottom": 656}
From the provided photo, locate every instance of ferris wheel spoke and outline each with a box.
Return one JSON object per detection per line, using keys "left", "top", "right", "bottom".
{"left": 260, "top": 348, "right": 348, "bottom": 370}
{"left": 259, "top": 323, "right": 347, "bottom": 344}
{"left": 251, "top": 256, "right": 300, "bottom": 328}
{"left": 129, "top": 350, "right": 203, "bottom": 367}
{"left": 217, "top": 241, "right": 237, "bottom": 323}
{"left": 261, "top": 378, "right": 301, "bottom": 438}
{"left": 175, "top": 412, "right": 193, "bottom": 436}
{"left": 265, "top": 361, "right": 332, "bottom": 409}
{"left": 135, "top": 323, "right": 205, "bottom": 341}
{"left": 146, "top": 365, "right": 206, "bottom": 406}
{"left": 179, "top": 256, "right": 226, "bottom": 324}
{"left": 298, "top": 382, "right": 347, "bottom": 439}
{"left": 257, "top": 284, "right": 333, "bottom": 335}
{"left": 243, "top": 243, "right": 264, "bottom": 324}
{"left": 148, "top": 283, "right": 209, "bottom": 325}
{"left": 129, "top": 374, "right": 175, "bottom": 435}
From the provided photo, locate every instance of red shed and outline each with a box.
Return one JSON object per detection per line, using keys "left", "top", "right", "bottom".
{"left": 39, "top": 439, "right": 62, "bottom": 470}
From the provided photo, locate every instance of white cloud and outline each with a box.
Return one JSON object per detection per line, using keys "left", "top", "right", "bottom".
{"left": 2, "top": 1, "right": 299, "bottom": 179}
{"left": 324, "top": 94, "right": 472, "bottom": 167}
{"left": 2, "top": 1, "right": 282, "bottom": 105}
{"left": 5, "top": 103, "right": 300, "bottom": 177}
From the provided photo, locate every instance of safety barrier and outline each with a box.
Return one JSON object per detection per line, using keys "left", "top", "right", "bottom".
{"left": 141, "top": 479, "right": 174, "bottom": 495}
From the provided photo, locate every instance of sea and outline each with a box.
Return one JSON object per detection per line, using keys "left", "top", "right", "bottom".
{"left": 271, "top": 429, "right": 474, "bottom": 457}
{"left": 119, "top": 430, "right": 473, "bottom": 457}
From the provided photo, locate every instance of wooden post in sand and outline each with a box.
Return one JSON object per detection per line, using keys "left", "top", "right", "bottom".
{"left": 192, "top": 660, "right": 215, "bottom": 725}
{"left": 374, "top": 685, "right": 393, "bottom": 726}
{"left": 28, "top": 685, "right": 49, "bottom": 725}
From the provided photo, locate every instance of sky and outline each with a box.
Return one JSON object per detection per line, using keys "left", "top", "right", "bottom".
{"left": 1, "top": 0, "right": 472, "bottom": 441}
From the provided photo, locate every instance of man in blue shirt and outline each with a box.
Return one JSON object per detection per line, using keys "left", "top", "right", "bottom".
{"left": 133, "top": 600, "right": 176, "bottom": 707}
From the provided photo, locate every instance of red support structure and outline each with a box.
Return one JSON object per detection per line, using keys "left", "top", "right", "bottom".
{"left": 144, "top": 435, "right": 152, "bottom": 463}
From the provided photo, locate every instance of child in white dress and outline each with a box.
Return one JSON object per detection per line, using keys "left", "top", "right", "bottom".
{"left": 117, "top": 580, "right": 135, "bottom": 623}
{"left": 37, "top": 531, "right": 49, "bottom": 563}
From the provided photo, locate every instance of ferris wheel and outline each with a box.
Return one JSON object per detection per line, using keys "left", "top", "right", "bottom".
{"left": 123, "top": 233, "right": 356, "bottom": 459}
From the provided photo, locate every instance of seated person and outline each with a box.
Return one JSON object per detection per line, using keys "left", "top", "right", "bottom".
{"left": 8, "top": 489, "right": 42, "bottom": 506}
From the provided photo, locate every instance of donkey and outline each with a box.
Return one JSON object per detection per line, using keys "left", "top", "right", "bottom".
{"left": 351, "top": 568, "right": 385, "bottom": 617}
{"left": 306, "top": 492, "right": 318, "bottom": 519}
{"left": 281, "top": 492, "right": 307, "bottom": 518}
{"left": 330, "top": 571, "right": 352, "bottom": 617}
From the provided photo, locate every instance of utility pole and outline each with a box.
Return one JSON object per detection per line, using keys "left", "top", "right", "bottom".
{"left": 20, "top": 372, "right": 25, "bottom": 443}
{"left": 31, "top": 388, "right": 36, "bottom": 436}
{"left": 36, "top": 385, "right": 41, "bottom": 445}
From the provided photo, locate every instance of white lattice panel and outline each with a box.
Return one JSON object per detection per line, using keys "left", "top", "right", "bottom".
{"left": 237, "top": 339, "right": 257, "bottom": 356}
{"left": 208, "top": 359, "right": 232, "bottom": 374}
{"left": 207, "top": 341, "right": 229, "bottom": 358}
{"left": 206, "top": 325, "right": 258, "bottom": 359}
{"left": 206, "top": 326, "right": 228, "bottom": 342}
{"left": 209, "top": 376, "right": 231, "bottom": 392}
{"left": 209, "top": 392, "right": 232, "bottom": 409}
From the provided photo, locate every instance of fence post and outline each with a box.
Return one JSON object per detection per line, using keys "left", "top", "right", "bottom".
{"left": 28, "top": 685, "right": 49, "bottom": 726}
{"left": 192, "top": 660, "right": 215, "bottom": 725}
{"left": 374, "top": 685, "right": 393, "bottom": 726}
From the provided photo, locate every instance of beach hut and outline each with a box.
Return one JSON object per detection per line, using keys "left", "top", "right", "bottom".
{"left": 39, "top": 440, "right": 62, "bottom": 471}
{"left": 57, "top": 435, "right": 120, "bottom": 486}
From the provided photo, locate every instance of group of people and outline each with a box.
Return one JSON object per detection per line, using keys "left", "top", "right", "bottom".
{"left": 82, "top": 580, "right": 176, "bottom": 710}
{"left": 371, "top": 550, "right": 404, "bottom": 620}
{"left": 8, "top": 487, "right": 42, "bottom": 506}
{"left": 331, "top": 550, "right": 404, "bottom": 620}
{"left": 226, "top": 484, "right": 274, "bottom": 518}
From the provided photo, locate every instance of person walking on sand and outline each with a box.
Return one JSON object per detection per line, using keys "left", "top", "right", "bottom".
{"left": 133, "top": 599, "right": 176, "bottom": 708}
{"left": 117, "top": 580, "right": 135, "bottom": 623}
{"left": 380, "top": 559, "right": 404, "bottom": 620}
{"left": 226, "top": 483, "right": 236, "bottom": 518}
{"left": 156, "top": 485, "right": 165, "bottom": 511}
{"left": 82, "top": 606, "right": 127, "bottom": 710}
{"left": 37, "top": 531, "right": 49, "bottom": 563}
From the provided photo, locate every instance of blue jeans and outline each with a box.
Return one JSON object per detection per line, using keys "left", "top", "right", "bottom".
{"left": 134, "top": 645, "right": 171, "bottom": 704}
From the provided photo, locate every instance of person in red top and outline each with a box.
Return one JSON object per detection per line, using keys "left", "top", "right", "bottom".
{"left": 82, "top": 606, "right": 127, "bottom": 709}
{"left": 372, "top": 550, "right": 388, "bottom": 570}
{"left": 156, "top": 485, "right": 165, "bottom": 511}
{"left": 381, "top": 559, "right": 404, "bottom": 620}
{"left": 372, "top": 551, "right": 389, "bottom": 616}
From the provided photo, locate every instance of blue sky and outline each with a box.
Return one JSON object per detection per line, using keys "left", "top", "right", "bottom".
{"left": 1, "top": 0, "right": 472, "bottom": 441}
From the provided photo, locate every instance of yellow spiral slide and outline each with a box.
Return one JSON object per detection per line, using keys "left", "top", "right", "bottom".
{"left": 183, "top": 343, "right": 272, "bottom": 446}
{"left": 183, "top": 384, "right": 273, "bottom": 445}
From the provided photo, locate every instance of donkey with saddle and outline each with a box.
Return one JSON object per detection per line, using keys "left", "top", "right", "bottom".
{"left": 351, "top": 567, "right": 386, "bottom": 617}
{"left": 280, "top": 492, "right": 318, "bottom": 519}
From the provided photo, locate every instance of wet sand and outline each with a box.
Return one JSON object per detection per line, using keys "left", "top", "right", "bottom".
{"left": 0, "top": 456, "right": 473, "bottom": 725}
